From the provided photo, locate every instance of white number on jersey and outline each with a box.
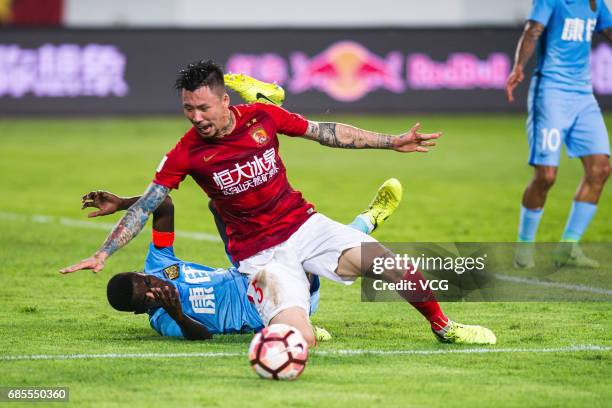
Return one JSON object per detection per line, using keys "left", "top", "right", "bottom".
{"left": 541, "top": 128, "right": 561, "bottom": 152}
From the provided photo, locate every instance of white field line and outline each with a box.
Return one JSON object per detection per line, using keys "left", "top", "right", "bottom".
{"left": 494, "top": 274, "right": 612, "bottom": 296}
{"left": 1, "top": 345, "right": 610, "bottom": 362}
{"left": 0, "top": 211, "right": 221, "bottom": 243}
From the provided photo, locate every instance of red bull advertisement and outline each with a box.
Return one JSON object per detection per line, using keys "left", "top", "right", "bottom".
{"left": 0, "top": 28, "right": 610, "bottom": 115}
{"left": 227, "top": 43, "right": 511, "bottom": 100}
{"left": 226, "top": 40, "right": 611, "bottom": 104}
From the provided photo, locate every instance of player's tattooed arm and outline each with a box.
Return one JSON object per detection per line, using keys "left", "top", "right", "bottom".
{"left": 97, "top": 183, "right": 170, "bottom": 257}
{"left": 303, "top": 120, "right": 440, "bottom": 153}
{"left": 506, "top": 20, "right": 545, "bottom": 102}
{"left": 81, "top": 190, "right": 175, "bottom": 233}
{"left": 303, "top": 121, "right": 393, "bottom": 149}
{"left": 60, "top": 183, "right": 170, "bottom": 274}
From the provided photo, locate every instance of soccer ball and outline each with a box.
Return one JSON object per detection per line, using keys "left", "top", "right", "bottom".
{"left": 248, "top": 324, "right": 309, "bottom": 380}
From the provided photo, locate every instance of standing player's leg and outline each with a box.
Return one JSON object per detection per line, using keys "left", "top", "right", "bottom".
{"left": 514, "top": 87, "right": 569, "bottom": 268}
{"left": 573, "top": 155, "right": 611, "bottom": 205}
{"left": 514, "top": 164, "right": 557, "bottom": 267}
{"left": 555, "top": 95, "right": 610, "bottom": 267}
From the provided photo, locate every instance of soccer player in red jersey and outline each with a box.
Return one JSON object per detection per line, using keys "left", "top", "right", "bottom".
{"left": 62, "top": 61, "right": 496, "bottom": 346}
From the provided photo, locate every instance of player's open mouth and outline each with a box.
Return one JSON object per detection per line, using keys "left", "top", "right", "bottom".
{"left": 198, "top": 124, "right": 213, "bottom": 133}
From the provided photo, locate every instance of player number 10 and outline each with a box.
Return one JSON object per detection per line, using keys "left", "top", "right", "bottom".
{"left": 541, "top": 128, "right": 561, "bottom": 152}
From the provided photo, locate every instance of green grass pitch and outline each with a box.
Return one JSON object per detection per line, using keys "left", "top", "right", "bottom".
{"left": 0, "top": 114, "right": 610, "bottom": 407}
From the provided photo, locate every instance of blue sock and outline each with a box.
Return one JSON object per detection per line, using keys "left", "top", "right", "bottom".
{"left": 561, "top": 201, "right": 597, "bottom": 242}
{"left": 348, "top": 214, "right": 374, "bottom": 234}
{"left": 518, "top": 205, "right": 543, "bottom": 242}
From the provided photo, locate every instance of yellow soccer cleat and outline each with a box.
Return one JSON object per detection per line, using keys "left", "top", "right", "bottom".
{"left": 362, "top": 178, "right": 403, "bottom": 232}
{"left": 313, "top": 326, "right": 332, "bottom": 342}
{"left": 433, "top": 320, "right": 497, "bottom": 345}
{"left": 224, "top": 73, "right": 285, "bottom": 106}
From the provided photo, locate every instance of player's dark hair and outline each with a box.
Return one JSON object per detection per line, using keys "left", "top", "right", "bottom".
{"left": 107, "top": 272, "right": 138, "bottom": 312}
{"left": 174, "top": 59, "right": 225, "bottom": 93}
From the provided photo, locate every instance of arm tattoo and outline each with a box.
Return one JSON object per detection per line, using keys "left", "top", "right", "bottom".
{"left": 317, "top": 122, "right": 394, "bottom": 149}
{"left": 98, "top": 183, "right": 170, "bottom": 257}
{"left": 318, "top": 123, "right": 340, "bottom": 147}
{"left": 306, "top": 121, "right": 319, "bottom": 137}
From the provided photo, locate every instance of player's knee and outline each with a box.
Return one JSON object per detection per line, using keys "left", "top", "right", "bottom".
{"left": 534, "top": 168, "right": 557, "bottom": 189}
{"left": 586, "top": 161, "right": 611, "bottom": 184}
{"left": 361, "top": 246, "right": 396, "bottom": 279}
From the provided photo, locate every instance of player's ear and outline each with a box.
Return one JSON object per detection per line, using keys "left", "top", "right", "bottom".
{"left": 222, "top": 92, "right": 230, "bottom": 108}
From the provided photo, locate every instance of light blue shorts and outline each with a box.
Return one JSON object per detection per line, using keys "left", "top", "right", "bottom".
{"left": 527, "top": 83, "right": 609, "bottom": 167}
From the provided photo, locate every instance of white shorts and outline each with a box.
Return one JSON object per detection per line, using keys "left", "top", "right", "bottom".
{"left": 238, "top": 213, "right": 377, "bottom": 324}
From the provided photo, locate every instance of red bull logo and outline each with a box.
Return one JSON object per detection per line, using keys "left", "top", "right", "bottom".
{"left": 289, "top": 41, "right": 405, "bottom": 102}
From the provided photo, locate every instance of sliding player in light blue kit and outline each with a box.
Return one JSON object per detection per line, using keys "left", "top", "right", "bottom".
{"left": 505, "top": 0, "right": 612, "bottom": 268}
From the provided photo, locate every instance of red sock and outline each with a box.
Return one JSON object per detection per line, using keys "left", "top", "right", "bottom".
{"left": 399, "top": 269, "right": 449, "bottom": 330}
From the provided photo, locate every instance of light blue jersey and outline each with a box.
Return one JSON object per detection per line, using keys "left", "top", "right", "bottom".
{"left": 142, "top": 243, "right": 320, "bottom": 338}
{"left": 527, "top": 0, "right": 611, "bottom": 166}
{"left": 530, "top": 0, "right": 612, "bottom": 93}
{"left": 144, "top": 243, "right": 264, "bottom": 337}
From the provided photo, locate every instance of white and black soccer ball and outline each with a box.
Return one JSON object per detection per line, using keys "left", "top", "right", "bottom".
{"left": 248, "top": 324, "right": 309, "bottom": 380}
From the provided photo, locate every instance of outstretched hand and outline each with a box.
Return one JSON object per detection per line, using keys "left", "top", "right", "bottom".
{"left": 59, "top": 252, "right": 107, "bottom": 274}
{"left": 81, "top": 191, "right": 123, "bottom": 218}
{"left": 393, "top": 123, "right": 441, "bottom": 153}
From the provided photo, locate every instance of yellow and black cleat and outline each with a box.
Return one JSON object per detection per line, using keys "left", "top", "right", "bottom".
{"left": 224, "top": 73, "right": 285, "bottom": 106}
